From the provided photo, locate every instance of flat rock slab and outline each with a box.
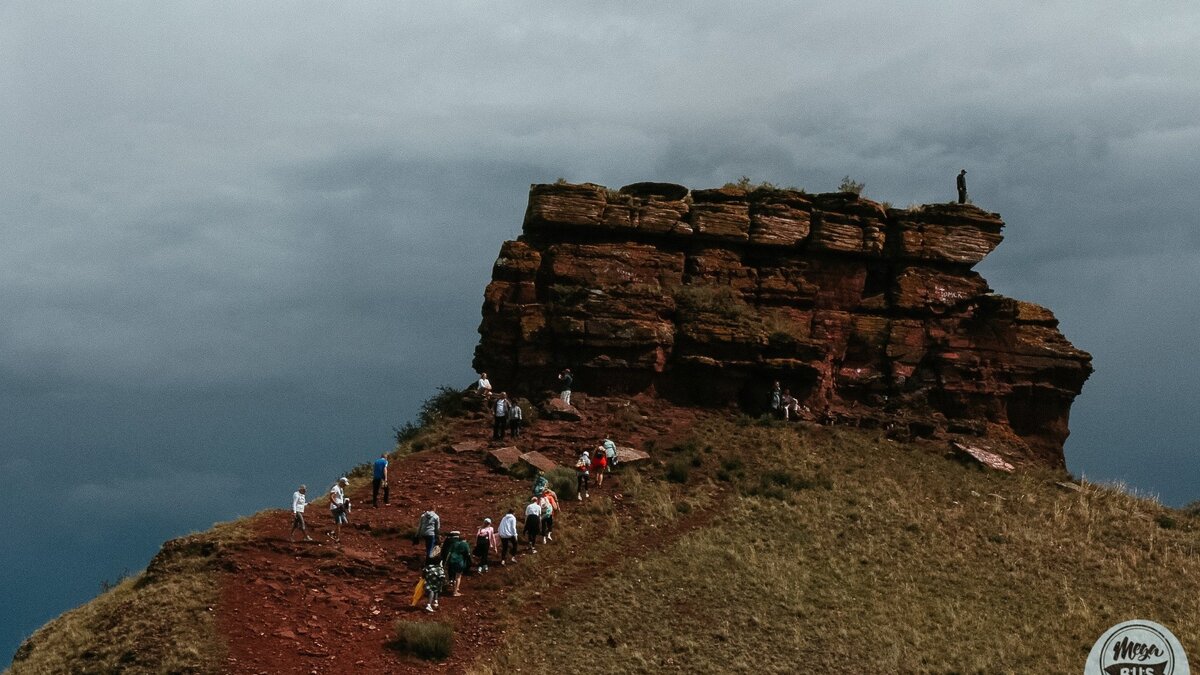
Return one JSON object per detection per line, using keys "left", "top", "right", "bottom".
{"left": 520, "top": 450, "right": 559, "bottom": 473}
{"left": 486, "top": 446, "right": 522, "bottom": 470}
{"left": 615, "top": 446, "right": 650, "bottom": 464}
{"left": 449, "top": 440, "right": 486, "bottom": 454}
{"left": 542, "top": 398, "right": 583, "bottom": 421}
{"left": 952, "top": 441, "right": 1015, "bottom": 473}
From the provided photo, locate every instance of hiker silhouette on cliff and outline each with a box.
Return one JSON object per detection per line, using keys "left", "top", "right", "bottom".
{"left": 956, "top": 169, "right": 968, "bottom": 204}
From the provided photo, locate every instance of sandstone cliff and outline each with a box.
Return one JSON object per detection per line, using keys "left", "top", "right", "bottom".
{"left": 473, "top": 181, "right": 1092, "bottom": 466}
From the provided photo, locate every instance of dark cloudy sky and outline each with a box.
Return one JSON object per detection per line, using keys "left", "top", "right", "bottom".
{"left": 4, "top": 1, "right": 1199, "bottom": 660}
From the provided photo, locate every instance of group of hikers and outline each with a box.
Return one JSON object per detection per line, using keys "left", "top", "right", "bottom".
{"left": 411, "top": 442, "right": 616, "bottom": 612}
{"left": 288, "top": 453, "right": 393, "bottom": 544}
{"left": 769, "top": 380, "right": 815, "bottom": 422}
{"left": 285, "top": 364, "right": 623, "bottom": 614}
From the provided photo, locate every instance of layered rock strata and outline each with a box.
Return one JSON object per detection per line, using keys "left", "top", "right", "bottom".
{"left": 474, "top": 181, "right": 1092, "bottom": 466}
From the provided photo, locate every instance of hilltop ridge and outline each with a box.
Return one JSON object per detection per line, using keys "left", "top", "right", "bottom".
{"left": 474, "top": 181, "right": 1092, "bottom": 466}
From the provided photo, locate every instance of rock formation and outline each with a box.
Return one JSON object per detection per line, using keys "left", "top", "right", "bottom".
{"left": 473, "top": 181, "right": 1092, "bottom": 466}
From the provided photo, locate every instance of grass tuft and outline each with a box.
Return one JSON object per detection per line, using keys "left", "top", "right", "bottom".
{"left": 392, "top": 621, "right": 454, "bottom": 660}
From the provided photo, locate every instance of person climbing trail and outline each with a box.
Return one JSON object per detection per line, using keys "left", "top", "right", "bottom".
{"left": 474, "top": 517, "right": 499, "bottom": 573}
{"left": 591, "top": 448, "right": 608, "bottom": 488}
{"left": 492, "top": 392, "right": 509, "bottom": 440}
{"left": 508, "top": 397, "right": 523, "bottom": 437}
{"left": 498, "top": 508, "right": 519, "bottom": 565}
{"left": 575, "top": 449, "right": 591, "bottom": 500}
{"left": 443, "top": 531, "right": 472, "bottom": 597}
{"left": 371, "top": 453, "right": 389, "bottom": 507}
{"left": 601, "top": 434, "right": 618, "bottom": 471}
{"left": 421, "top": 560, "right": 446, "bottom": 613}
{"left": 327, "top": 477, "right": 349, "bottom": 542}
{"left": 523, "top": 497, "right": 542, "bottom": 553}
{"left": 532, "top": 469, "right": 548, "bottom": 497}
{"left": 539, "top": 493, "right": 555, "bottom": 544}
{"left": 417, "top": 507, "right": 441, "bottom": 560}
{"left": 289, "top": 485, "right": 312, "bottom": 542}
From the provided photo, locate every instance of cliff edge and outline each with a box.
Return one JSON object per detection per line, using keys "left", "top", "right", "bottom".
{"left": 474, "top": 181, "right": 1092, "bottom": 466}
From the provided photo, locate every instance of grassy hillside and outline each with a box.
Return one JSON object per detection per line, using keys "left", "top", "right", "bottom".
{"left": 477, "top": 419, "right": 1200, "bottom": 674}
{"left": 6, "top": 521, "right": 248, "bottom": 675}
{"left": 10, "top": 410, "right": 1200, "bottom": 674}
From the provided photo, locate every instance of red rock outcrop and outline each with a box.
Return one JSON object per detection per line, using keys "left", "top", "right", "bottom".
{"left": 474, "top": 181, "right": 1092, "bottom": 467}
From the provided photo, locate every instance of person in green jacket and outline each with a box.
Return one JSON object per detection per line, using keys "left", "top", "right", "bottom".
{"left": 443, "top": 531, "right": 473, "bottom": 597}
{"left": 532, "top": 470, "right": 548, "bottom": 497}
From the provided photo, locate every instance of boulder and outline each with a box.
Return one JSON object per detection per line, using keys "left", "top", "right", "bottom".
{"left": 519, "top": 451, "right": 559, "bottom": 473}
{"left": 448, "top": 440, "right": 485, "bottom": 454}
{"left": 485, "top": 446, "right": 522, "bottom": 471}
{"left": 542, "top": 398, "right": 583, "bottom": 421}
{"left": 614, "top": 447, "right": 650, "bottom": 465}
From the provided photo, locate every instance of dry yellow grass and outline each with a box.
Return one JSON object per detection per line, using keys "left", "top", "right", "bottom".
{"left": 6, "top": 520, "right": 249, "bottom": 675}
{"left": 477, "top": 419, "right": 1200, "bottom": 674}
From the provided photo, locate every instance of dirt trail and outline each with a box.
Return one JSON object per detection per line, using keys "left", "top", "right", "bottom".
{"left": 216, "top": 395, "right": 707, "bottom": 674}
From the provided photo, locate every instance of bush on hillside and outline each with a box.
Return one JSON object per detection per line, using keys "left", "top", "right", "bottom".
{"left": 392, "top": 621, "right": 453, "bottom": 660}
{"left": 547, "top": 467, "right": 579, "bottom": 501}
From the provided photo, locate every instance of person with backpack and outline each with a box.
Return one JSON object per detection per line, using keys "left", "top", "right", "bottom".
{"left": 601, "top": 434, "right": 618, "bottom": 471}
{"left": 532, "top": 470, "right": 548, "bottom": 497}
{"left": 443, "top": 531, "right": 473, "bottom": 597}
{"left": 417, "top": 507, "right": 441, "bottom": 560}
{"left": 523, "top": 496, "right": 542, "bottom": 553}
{"left": 474, "top": 517, "right": 499, "bottom": 573}
{"left": 575, "top": 449, "right": 591, "bottom": 500}
{"left": 539, "top": 494, "right": 555, "bottom": 544}
{"left": 498, "top": 508, "right": 519, "bottom": 565}
{"left": 591, "top": 448, "right": 608, "bottom": 488}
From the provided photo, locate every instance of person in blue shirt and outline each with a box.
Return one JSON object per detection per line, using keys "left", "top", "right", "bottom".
{"left": 372, "top": 453, "right": 389, "bottom": 507}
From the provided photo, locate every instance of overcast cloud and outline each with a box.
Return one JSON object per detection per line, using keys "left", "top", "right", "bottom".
{"left": 3, "top": 0, "right": 1199, "bottom": 659}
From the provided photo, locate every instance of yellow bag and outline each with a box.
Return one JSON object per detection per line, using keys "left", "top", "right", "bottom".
{"left": 410, "top": 578, "right": 425, "bottom": 606}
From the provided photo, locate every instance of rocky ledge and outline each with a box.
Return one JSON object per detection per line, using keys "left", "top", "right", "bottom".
{"left": 473, "top": 181, "right": 1092, "bottom": 467}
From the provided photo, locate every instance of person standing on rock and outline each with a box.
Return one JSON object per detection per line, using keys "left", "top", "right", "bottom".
{"left": 417, "top": 507, "right": 441, "bottom": 560}
{"left": 575, "top": 448, "right": 591, "bottom": 500}
{"left": 371, "top": 453, "right": 389, "bottom": 507}
{"left": 289, "top": 485, "right": 313, "bottom": 542}
{"left": 523, "top": 496, "right": 542, "bottom": 553}
{"left": 327, "top": 477, "right": 350, "bottom": 542}
{"left": 770, "top": 381, "right": 783, "bottom": 418}
{"left": 508, "top": 397, "right": 524, "bottom": 437}
{"left": 498, "top": 508, "right": 519, "bottom": 565}
{"left": 558, "top": 368, "right": 573, "bottom": 405}
{"left": 474, "top": 517, "right": 499, "bottom": 573}
{"left": 477, "top": 372, "right": 492, "bottom": 398}
{"left": 492, "top": 392, "right": 509, "bottom": 441}
{"left": 956, "top": 169, "right": 968, "bottom": 204}
{"left": 443, "top": 531, "right": 472, "bottom": 596}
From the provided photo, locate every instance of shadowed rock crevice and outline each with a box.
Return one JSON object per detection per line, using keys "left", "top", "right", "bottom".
{"left": 474, "top": 181, "right": 1092, "bottom": 467}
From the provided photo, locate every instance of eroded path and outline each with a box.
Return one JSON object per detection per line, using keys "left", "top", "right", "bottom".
{"left": 216, "top": 395, "right": 708, "bottom": 674}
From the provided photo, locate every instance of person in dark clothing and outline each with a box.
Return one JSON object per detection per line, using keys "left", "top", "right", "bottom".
{"left": 956, "top": 169, "right": 968, "bottom": 204}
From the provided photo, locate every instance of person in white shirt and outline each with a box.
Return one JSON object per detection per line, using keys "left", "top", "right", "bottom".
{"left": 492, "top": 393, "right": 509, "bottom": 440}
{"left": 289, "top": 485, "right": 313, "bottom": 542}
{"left": 498, "top": 508, "right": 519, "bottom": 565}
{"left": 477, "top": 372, "right": 492, "bottom": 398}
{"left": 328, "top": 477, "right": 349, "bottom": 542}
{"left": 523, "top": 497, "right": 542, "bottom": 554}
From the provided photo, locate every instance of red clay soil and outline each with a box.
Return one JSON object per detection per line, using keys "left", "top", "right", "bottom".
{"left": 216, "top": 394, "right": 706, "bottom": 674}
